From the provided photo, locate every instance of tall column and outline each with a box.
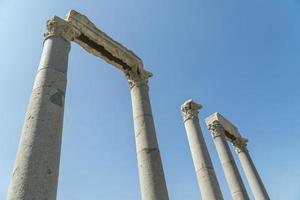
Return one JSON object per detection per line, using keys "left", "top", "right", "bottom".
{"left": 233, "top": 138, "right": 270, "bottom": 200}
{"left": 8, "top": 17, "right": 78, "bottom": 200}
{"left": 181, "top": 100, "right": 223, "bottom": 200}
{"left": 126, "top": 69, "right": 169, "bottom": 200}
{"left": 207, "top": 121, "right": 249, "bottom": 200}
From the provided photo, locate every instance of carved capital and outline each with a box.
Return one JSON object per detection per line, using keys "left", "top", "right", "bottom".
{"left": 208, "top": 121, "right": 225, "bottom": 138}
{"left": 233, "top": 137, "right": 248, "bottom": 153}
{"left": 181, "top": 99, "right": 202, "bottom": 122}
{"left": 125, "top": 68, "right": 152, "bottom": 89}
{"left": 44, "top": 16, "right": 80, "bottom": 41}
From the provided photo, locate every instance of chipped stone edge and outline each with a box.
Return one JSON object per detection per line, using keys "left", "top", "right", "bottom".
{"left": 65, "top": 10, "right": 144, "bottom": 73}
{"left": 205, "top": 112, "right": 241, "bottom": 139}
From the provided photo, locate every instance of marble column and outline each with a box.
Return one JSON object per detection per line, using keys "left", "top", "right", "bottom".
{"left": 233, "top": 138, "right": 270, "bottom": 200}
{"left": 8, "top": 17, "right": 78, "bottom": 200}
{"left": 181, "top": 100, "right": 223, "bottom": 200}
{"left": 207, "top": 121, "right": 249, "bottom": 200}
{"left": 126, "top": 69, "right": 169, "bottom": 200}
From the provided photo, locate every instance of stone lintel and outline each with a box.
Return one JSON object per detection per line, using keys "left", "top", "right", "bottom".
{"left": 205, "top": 112, "right": 242, "bottom": 141}
{"left": 65, "top": 10, "right": 148, "bottom": 75}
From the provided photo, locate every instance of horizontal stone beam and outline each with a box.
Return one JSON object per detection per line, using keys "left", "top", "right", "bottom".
{"left": 65, "top": 10, "right": 145, "bottom": 74}
{"left": 205, "top": 112, "right": 242, "bottom": 141}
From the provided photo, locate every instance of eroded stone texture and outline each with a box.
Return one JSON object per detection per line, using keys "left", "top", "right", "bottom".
{"left": 127, "top": 69, "right": 169, "bottom": 200}
{"left": 233, "top": 138, "right": 270, "bottom": 200}
{"left": 181, "top": 100, "right": 223, "bottom": 200}
{"left": 206, "top": 119, "right": 249, "bottom": 200}
{"left": 7, "top": 17, "right": 75, "bottom": 200}
{"left": 65, "top": 10, "right": 144, "bottom": 73}
{"left": 8, "top": 10, "right": 169, "bottom": 200}
{"left": 206, "top": 112, "right": 270, "bottom": 200}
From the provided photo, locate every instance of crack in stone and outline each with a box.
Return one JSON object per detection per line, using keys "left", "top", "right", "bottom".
{"left": 135, "top": 120, "right": 146, "bottom": 138}
{"left": 138, "top": 148, "right": 159, "bottom": 154}
{"left": 134, "top": 113, "right": 152, "bottom": 120}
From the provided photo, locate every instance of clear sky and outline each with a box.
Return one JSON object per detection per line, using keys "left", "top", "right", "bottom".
{"left": 0, "top": 0, "right": 299, "bottom": 199}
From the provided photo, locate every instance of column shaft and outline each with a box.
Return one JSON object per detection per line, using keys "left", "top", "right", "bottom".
{"left": 128, "top": 72, "right": 169, "bottom": 200}
{"left": 7, "top": 17, "right": 75, "bottom": 200}
{"left": 182, "top": 100, "right": 223, "bottom": 200}
{"left": 208, "top": 122, "right": 249, "bottom": 200}
{"left": 234, "top": 141, "right": 270, "bottom": 200}
{"left": 8, "top": 35, "right": 70, "bottom": 200}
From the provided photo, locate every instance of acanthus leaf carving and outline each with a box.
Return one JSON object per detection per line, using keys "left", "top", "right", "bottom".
{"left": 44, "top": 16, "right": 80, "bottom": 42}
{"left": 208, "top": 121, "right": 225, "bottom": 138}
{"left": 181, "top": 99, "right": 202, "bottom": 122}
{"left": 125, "top": 67, "right": 152, "bottom": 89}
{"left": 232, "top": 137, "right": 248, "bottom": 153}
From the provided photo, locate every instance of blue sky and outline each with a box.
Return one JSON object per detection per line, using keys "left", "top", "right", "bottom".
{"left": 0, "top": 0, "right": 300, "bottom": 199}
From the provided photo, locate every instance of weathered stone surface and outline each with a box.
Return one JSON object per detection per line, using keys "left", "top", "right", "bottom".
{"left": 237, "top": 148, "right": 270, "bottom": 200}
{"left": 8, "top": 10, "right": 169, "bottom": 200}
{"left": 232, "top": 134, "right": 270, "bottom": 199}
{"left": 206, "top": 119, "right": 249, "bottom": 200}
{"left": 7, "top": 26, "right": 71, "bottom": 199}
{"left": 128, "top": 70, "right": 169, "bottom": 200}
{"left": 181, "top": 100, "right": 223, "bottom": 200}
{"left": 65, "top": 10, "right": 146, "bottom": 74}
{"left": 44, "top": 16, "right": 80, "bottom": 42}
{"left": 207, "top": 113, "right": 270, "bottom": 199}
{"left": 205, "top": 112, "right": 241, "bottom": 140}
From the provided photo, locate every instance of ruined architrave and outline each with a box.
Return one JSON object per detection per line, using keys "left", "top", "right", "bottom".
{"left": 206, "top": 112, "right": 269, "bottom": 200}
{"left": 8, "top": 10, "right": 168, "bottom": 200}
{"left": 205, "top": 113, "right": 250, "bottom": 200}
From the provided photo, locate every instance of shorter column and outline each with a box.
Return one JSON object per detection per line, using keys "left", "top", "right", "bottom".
{"left": 181, "top": 100, "right": 223, "bottom": 200}
{"left": 207, "top": 121, "right": 249, "bottom": 200}
{"left": 233, "top": 138, "right": 270, "bottom": 200}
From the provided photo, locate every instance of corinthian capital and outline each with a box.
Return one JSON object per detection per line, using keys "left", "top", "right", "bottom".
{"left": 233, "top": 137, "right": 248, "bottom": 153}
{"left": 208, "top": 121, "right": 225, "bottom": 138}
{"left": 181, "top": 99, "right": 202, "bottom": 122}
{"left": 125, "top": 67, "right": 153, "bottom": 89}
{"left": 44, "top": 16, "right": 80, "bottom": 41}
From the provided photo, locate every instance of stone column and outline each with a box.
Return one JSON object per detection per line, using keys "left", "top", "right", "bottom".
{"left": 126, "top": 69, "right": 169, "bottom": 200}
{"left": 181, "top": 100, "right": 223, "bottom": 200}
{"left": 207, "top": 121, "right": 249, "bottom": 200}
{"left": 8, "top": 17, "right": 78, "bottom": 200}
{"left": 233, "top": 138, "right": 270, "bottom": 200}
